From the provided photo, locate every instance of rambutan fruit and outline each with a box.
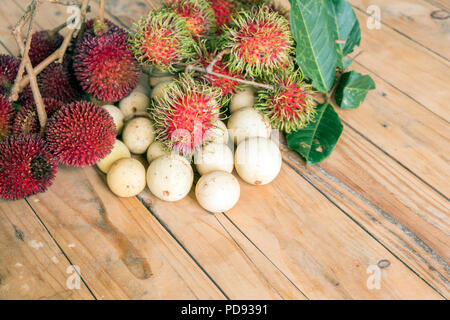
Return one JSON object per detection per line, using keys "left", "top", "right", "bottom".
{"left": 0, "top": 94, "right": 14, "bottom": 140}
{"left": 164, "top": 0, "right": 216, "bottom": 39}
{"left": 199, "top": 50, "right": 243, "bottom": 96}
{"left": 130, "top": 10, "right": 196, "bottom": 72}
{"left": 74, "top": 19, "right": 140, "bottom": 102}
{"left": 28, "top": 30, "right": 64, "bottom": 67}
{"left": 0, "top": 54, "right": 34, "bottom": 105}
{"left": 0, "top": 54, "right": 20, "bottom": 97}
{"left": 150, "top": 74, "right": 222, "bottom": 155}
{"left": 46, "top": 101, "right": 116, "bottom": 167}
{"left": 254, "top": 72, "right": 315, "bottom": 133}
{"left": 13, "top": 98, "right": 64, "bottom": 135}
{"left": 0, "top": 134, "right": 58, "bottom": 200}
{"left": 220, "top": 5, "right": 294, "bottom": 78}
{"left": 210, "top": 0, "right": 239, "bottom": 34}
{"left": 38, "top": 60, "right": 79, "bottom": 103}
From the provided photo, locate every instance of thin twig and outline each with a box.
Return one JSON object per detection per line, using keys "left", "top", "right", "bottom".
{"left": 144, "top": 0, "right": 158, "bottom": 11}
{"left": 13, "top": 1, "right": 48, "bottom": 134}
{"left": 9, "top": 0, "right": 89, "bottom": 100}
{"left": 99, "top": 0, "right": 105, "bottom": 25}
{"left": 206, "top": 49, "right": 230, "bottom": 73}
{"left": 186, "top": 64, "right": 275, "bottom": 91}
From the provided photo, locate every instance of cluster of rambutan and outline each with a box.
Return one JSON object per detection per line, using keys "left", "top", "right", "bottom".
{"left": 127, "top": 1, "right": 315, "bottom": 156}
{"left": 0, "top": 16, "right": 139, "bottom": 200}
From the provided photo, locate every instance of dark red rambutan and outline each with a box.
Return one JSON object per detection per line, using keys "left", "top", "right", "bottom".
{"left": 46, "top": 101, "right": 116, "bottom": 167}
{"left": 0, "top": 54, "right": 20, "bottom": 97}
{"left": 0, "top": 54, "right": 34, "bottom": 105}
{"left": 28, "top": 30, "right": 64, "bottom": 67}
{"left": 164, "top": 0, "right": 216, "bottom": 39}
{"left": 129, "top": 10, "right": 196, "bottom": 72}
{"left": 38, "top": 60, "right": 79, "bottom": 103}
{"left": 255, "top": 72, "right": 315, "bottom": 133}
{"left": 221, "top": 5, "right": 293, "bottom": 77}
{"left": 0, "top": 94, "right": 14, "bottom": 140}
{"left": 151, "top": 74, "right": 222, "bottom": 155}
{"left": 0, "top": 134, "right": 58, "bottom": 200}
{"left": 74, "top": 19, "right": 140, "bottom": 102}
{"left": 210, "top": 0, "right": 238, "bottom": 34}
{"left": 200, "top": 51, "right": 242, "bottom": 95}
{"left": 13, "top": 98, "right": 64, "bottom": 135}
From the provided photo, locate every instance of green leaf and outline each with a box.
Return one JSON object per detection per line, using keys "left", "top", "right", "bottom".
{"left": 326, "top": 0, "right": 361, "bottom": 67}
{"left": 287, "top": 103, "right": 343, "bottom": 165}
{"left": 289, "top": 0, "right": 338, "bottom": 93}
{"left": 334, "top": 71, "right": 376, "bottom": 109}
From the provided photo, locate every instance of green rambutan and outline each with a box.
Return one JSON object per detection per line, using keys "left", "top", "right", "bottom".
{"left": 164, "top": 0, "right": 216, "bottom": 39}
{"left": 13, "top": 98, "right": 64, "bottom": 135}
{"left": 0, "top": 94, "right": 14, "bottom": 140}
{"left": 254, "top": 72, "right": 316, "bottom": 133}
{"left": 0, "top": 134, "right": 58, "bottom": 200}
{"left": 74, "top": 19, "right": 140, "bottom": 102}
{"left": 129, "top": 10, "right": 196, "bottom": 72}
{"left": 28, "top": 30, "right": 64, "bottom": 67}
{"left": 220, "top": 5, "right": 294, "bottom": 78}
{"left": 150, "top": 74, "right": 222, "bottom": 155}
{"left": 38, "top": 60, "right": 80, "bottom": 103}
{"left": 210, "top": 0, "right": 239, "bottom": 34}
{"left": 46, "top": 101, "right": 116, "bottom": 167}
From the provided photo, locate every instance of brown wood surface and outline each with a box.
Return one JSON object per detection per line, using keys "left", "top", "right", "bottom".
{"left": 0, "top": 0, "right": 448, "bottom": 299}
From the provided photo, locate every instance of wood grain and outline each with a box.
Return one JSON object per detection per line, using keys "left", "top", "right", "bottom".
{"left": 26, "top": 166, "right": 224, "bottom": 299}
{"left": 224, "top": 165, "right": 443, "bottom": 299}
{"left": 335, "top": 62, "right": 450, "bottom": 196}
{"left": 281, "top": 130, "right": 450, "bottom": 297}
{"left": 0, "top": 200, "right": 93, "bottom": 299}
{"left": 138, "top": 188, "right": 307, "bottom": 299}
{"left": 349, "top": 0, "right": 450, "bottom": 60}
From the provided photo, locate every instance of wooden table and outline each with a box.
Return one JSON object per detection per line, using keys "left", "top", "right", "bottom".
{"left": 0, "top": 0, "right": 448, "bottom": 300}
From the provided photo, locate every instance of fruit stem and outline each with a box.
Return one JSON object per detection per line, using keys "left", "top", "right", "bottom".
{"left": 185, "top": 64, "right": 275, "bottom": 91}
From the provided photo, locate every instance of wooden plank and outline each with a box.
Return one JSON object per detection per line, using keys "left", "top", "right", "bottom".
{"left": 280, "top": 130, "right": 450, "bottom": 297}
{"left": 20, "top": 0, "right": 307, "bottom": 300}
{"left": 138, "top": 189, "right": 307, "bottom": 299}
{"left": 224, "top": 165, "right": 443, "bottom": 299}
{"left": 27, "top": 166, "right": 224, "bottom": 299}
{"left": 424, "top": 0, "right": 450, "bottom": 12}
{"left": 336, "top": 62, "right": 450, "bottom": 195}
{"left": 0, "top": 200, "right": 93, "bottom": 299}
{"left": 351, "top": 9, "right": 449, "bottom": 121}
{"left": 349, "top": 0, "right": 450, "bottom": 60}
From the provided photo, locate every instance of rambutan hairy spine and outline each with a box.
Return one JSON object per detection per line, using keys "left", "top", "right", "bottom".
{"left": 129, "top": 10, "right": 197, "bottom": 73}
{"left": 220, "top": 5, "right": 294, "bottom": 78}
{"left": 0, "top": 134, "right": 58, "bottom": 200}
{"left": 254, "top": 72, "right": 316, "bottom": 133}
{"left": 150, "top": 74, "right": 223, "bottom": 155}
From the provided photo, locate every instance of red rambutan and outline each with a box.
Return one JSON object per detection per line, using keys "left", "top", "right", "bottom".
{"left": 150, "top": 74, "right": 222, "bottom": 155}
{"left": 255, "top": 72, "right": 315, "bottom": 133}
{"left": 74, "top": 19, "right": 140, "bottom": 102}
{"left": 0, "top": 134, "right": 58, "bottom": 200}
{"left": 45, "top": 101, "right": 116, "bottom": 167}
{"left": 0, "top": 94, "right": 14, "bottom": 140}
{"left": 0, "top": 54, "right": 34, "bottom": 105}
{"left": 28, "top": 30, "right": 64, "bottom": 67}
{"left": 200, "top": 50, "right": 242, "bottom": 96}
{"left": 0, "top": 54, "right": 20, "bottom": 97}
{"left": 221, "top": 5, "right": 294, "bottom": 78}
{"left": 164, "top": 0, "right": 216, "bottom": 39}
{"left": 210, "top": 0, "right": 239, "bottom": 34}
{"left": 130, "top": 10, "right": 196, "bottom": 72}
{"left": 13, "top": 98, "right": 64, "bottom": 135}
{"left": 38, "top": 60, "right": 79, "bottom": 103}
